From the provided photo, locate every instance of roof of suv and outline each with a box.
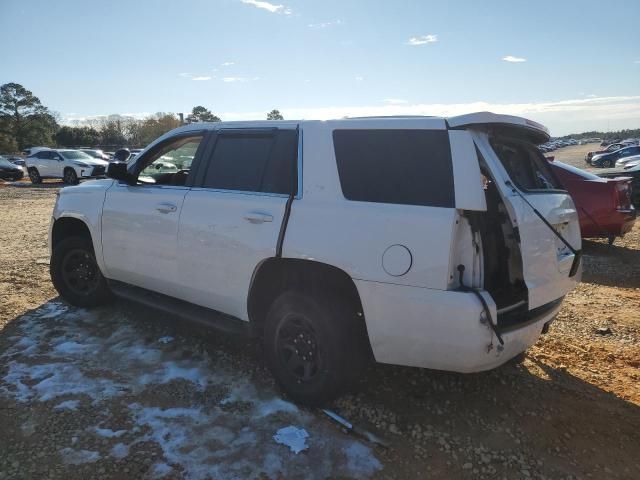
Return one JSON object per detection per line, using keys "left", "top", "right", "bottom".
{"left": 174, "top": 112, "right": 550, "bottom": 142}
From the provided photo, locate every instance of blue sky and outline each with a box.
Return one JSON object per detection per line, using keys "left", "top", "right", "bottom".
{"left": 1, "top": 0, "right": 639, "bottom": 135}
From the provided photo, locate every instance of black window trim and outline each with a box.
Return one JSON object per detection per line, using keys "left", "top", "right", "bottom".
{"left": 125, "top": 130, "right": 209, "bottom": 190}
{"left": 191, "top": 127, "right": 300, "bottom": 198}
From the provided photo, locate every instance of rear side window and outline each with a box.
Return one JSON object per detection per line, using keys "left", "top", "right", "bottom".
{"left": 490, "top": 138, "right": 562, "bottom": 191}
{"left": 201, "top": 130, "right": 297, "bottom": 194}
{"left": 333, "top": 129, "right": 454, "bottom": 207}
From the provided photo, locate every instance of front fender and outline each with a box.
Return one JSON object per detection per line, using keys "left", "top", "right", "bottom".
{"left": 52, "top": 180, "right": 114, "bottom": 274}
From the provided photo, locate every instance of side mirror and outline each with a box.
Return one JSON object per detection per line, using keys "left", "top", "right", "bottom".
{"left": 107, "top": 162, "right": 134, "bottom": 184}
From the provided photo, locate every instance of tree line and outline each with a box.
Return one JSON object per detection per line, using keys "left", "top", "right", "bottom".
{"left": 559, "top": 129, "right": 640, "bottom": 141}
{"left": 0, "top": 82, "right": 285, "bottom": 153}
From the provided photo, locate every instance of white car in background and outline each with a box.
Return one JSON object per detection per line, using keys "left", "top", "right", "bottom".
{"left": 615, "top": 154, "right": 640, "bottom": 169}
{"left": 622, "top": 156, "right": 640, "bottom": 170}
{"left": 26, "top": 149, "right": 109, "bottom": 184}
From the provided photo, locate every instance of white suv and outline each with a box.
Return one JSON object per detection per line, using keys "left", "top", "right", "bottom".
{"left": 26, "top": 148, "right": 109, "bottom": 184}
{"left": 48, "top": 113, "right": 581, "bottom": 405}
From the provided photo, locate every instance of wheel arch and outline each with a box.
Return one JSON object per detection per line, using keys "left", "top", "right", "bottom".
{"left": 247, "top": 257, "right": 370, "bottom": 342}
{"left": 51, "top": 216, "right": 93, "bottom": 250}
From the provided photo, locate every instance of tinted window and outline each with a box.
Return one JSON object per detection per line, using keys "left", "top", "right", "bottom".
{"left": 333, "top": 129, "right": 454, "bottom": 207}
{"left": 490, "top": 138, "right": 561, "bottom": 191}
{"left": 201, "top": 130, "right": 297, "bottom": 194}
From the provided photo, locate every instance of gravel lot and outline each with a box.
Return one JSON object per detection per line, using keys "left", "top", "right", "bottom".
{"left": 1, "top": 152, "right": 639, "bottom": 479}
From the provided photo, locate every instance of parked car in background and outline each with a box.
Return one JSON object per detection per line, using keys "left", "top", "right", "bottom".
{"left": 622, "top": 157, "right": 640, "bottom": 170}
{"left": 26, "top": 149, "right": 109, "bottom": 184}
{"left": 615, "top": 153, "right": 640, "bottom": 168}
{"left": 599, "top": 163, "right": 640, "bottom": 209}
{"left": 585, "top": 142, "right": 627, "bottom": 163}
{"left": 7, "top": 156, "right": 26, "bottom": 167}
{"left": 549, "top": 160, "right": 635, "bottom": 244}
{"left": 0, "top": 156, "right": 25, "bottom": 181}
{"left": 590, "top": 145, "right": 640, "bottom": 168}
{"left": 80, "top": 149, "right": 110, "bottom": 161}
{"left": 49, "top": 113, "right": 581, "bottom": 404}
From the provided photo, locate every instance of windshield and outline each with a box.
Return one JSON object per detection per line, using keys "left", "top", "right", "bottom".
{"left": 490, "top": 137, "right": 562, "bottom": 191}
{"left": 60, "top": 150, "right": 94, "bottom": 160}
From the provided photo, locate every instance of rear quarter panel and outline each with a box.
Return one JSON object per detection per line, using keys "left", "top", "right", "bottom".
{"left": 282, "top": 121, "right": 457, "bottom": 290}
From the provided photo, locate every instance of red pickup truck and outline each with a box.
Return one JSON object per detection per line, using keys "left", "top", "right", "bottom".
{"left": 548, "top": 160, "right": 636, "bottom": 244}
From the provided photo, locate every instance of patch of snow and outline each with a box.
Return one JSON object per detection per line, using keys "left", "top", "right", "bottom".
{"left": 158, "top": 336, "right": 174, "bottom": 344}
{"left": 273, "top": 426, "right": 309, "bottom": 454}
{"left": 52, "top": 341, "right": 89, "bottom": 356}
{"left": 54, "top": 399, "right": 80, "bottom": 411}
{"left": 344, "top": 442, "right": 383, "bottom": 476}
{"left": 0, "top": 301, "right": 384, "bottom": 479}
{"left": 3, "top": 361, "right": 124, "bottom": 403}
{"left": 254, "top": 397, "right": 299, "bottom": 418}
{"left": 21, "top": 419, "right": 37, "bottom": 436}
{"left": 60, "top": 448, "right": 101, "bottom": 465}
{"left": 92, "top": 427, "right": 127, "bottom": 438}
{"left": 37, "top": 302, "right": 68, "bottom": 319}
{"left": 151, "top": 462, "right": 173, "bottom": 477}
{"left": 110, "top": 443, "right": 130, "bottom": 459}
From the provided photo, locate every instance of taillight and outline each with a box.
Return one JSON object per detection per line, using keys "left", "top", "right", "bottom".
{"left": 614, "top": 181, "right": 632, "bottom": 211}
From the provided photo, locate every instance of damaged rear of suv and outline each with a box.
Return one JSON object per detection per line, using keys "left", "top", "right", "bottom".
{"left": 49, "top": 112, "right": 580, "bottom": 405}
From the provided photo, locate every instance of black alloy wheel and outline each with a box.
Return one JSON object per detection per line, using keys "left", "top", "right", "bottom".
{"left": 275, "top": 314, "right": 323, "bottom": 384}
{"left": 63, "top": 168, "right": 79, "bottom": 185}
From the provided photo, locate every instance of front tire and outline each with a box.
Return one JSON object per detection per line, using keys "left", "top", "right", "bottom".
{"left": 602, "top": 159, "right": 613, "bottom": 168}
{"left": 263, "top": 290, "right": 368, "bottom": 406}
{"left": 28, "top": 168, "right": 42, "bottom": 184}
{"left": 63, "top": 168, "right": 79, "bottom": 185}
{"left": 50, "top": 236, "right": 112, "bottom": 307}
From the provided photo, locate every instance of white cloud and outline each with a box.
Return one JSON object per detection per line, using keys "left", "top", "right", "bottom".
{"left": 240, "top": 0, "right": 291, "bottom": 14}
{"left": 308, "top": 19, "right": 342, "bottom": 29}
{"left": 502, "top": 55, "right": 527, "bottom": 63}
{"left": 178, "top": 73, "right": 192, "bottom": 78}
{"left": 384, "top": 98, "right": 409, "bottom": 105}
{"left": 222, "top": 76, "right": 260, "bottom": 83}
{"left": 407, "top": 34, "right": 438, "bottom": 46}
{"left": 221, "top": 62, "right": 235, "bottom": 67}
{"left": 192, "top": 76, "right": 212, "bottom": 81}
{"left": 634, "top": 60, "right": 640, "bottom": 64}
{"left": 355, "top": 76, "right": 364, "bottom": 81}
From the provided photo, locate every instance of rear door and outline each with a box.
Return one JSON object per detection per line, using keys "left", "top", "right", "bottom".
{"left": 472, "top": 131, "right": 581, "bottom": 309}
{"left": 175, "top": 127, "right": 298, "bottom": 320}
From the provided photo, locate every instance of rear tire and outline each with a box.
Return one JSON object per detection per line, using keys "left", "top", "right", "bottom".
{"left": 63, "top": 168, "right": 79, "bottom": 185}
{"left": 50, "top": 236, "right": 112, "bottom": 307}
{"left": 263, "top": 290, "right": 368, "bottom": 406}
{"left": 28, "top": 168, "right": 42, "bottom": 184}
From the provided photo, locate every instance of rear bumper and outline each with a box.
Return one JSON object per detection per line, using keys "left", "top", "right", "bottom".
{"left": 355, "top": 280, "right": 565, "bottom": 373}
{"left": 581, "top": 208, "right": 636, "bottom": 238}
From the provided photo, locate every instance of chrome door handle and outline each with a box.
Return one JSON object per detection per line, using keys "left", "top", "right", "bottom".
{"left": 156, "top": 203, "right": 177, "bottom": 214}
{"left": 243, "top": 212, "right": 273, "bottom": 224}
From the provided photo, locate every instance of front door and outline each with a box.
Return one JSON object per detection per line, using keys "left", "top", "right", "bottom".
{"left": 176, "top": 128, "right": 299, "bottom": 320}
{"left": 101, "top": 132, "right": 206, "bottom": 297}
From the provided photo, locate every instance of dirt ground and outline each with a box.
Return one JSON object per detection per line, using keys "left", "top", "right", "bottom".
{"left": 1, "top": 149, "right": 639, "bottom": 479}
